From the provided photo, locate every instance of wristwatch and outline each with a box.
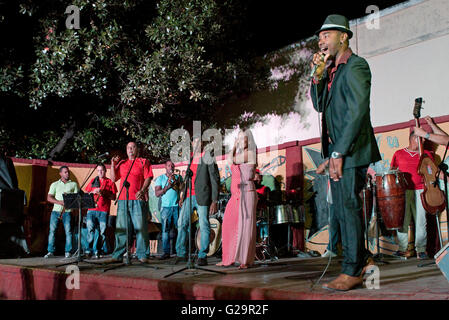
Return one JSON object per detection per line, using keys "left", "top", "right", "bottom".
{"left": 331, "top": 151, "right": 343, "bottom": 159}
{"left": 424, "top": 133, "right": 430, "bottom": 140}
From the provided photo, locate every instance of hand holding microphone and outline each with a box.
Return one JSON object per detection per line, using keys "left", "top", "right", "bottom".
{"left": 310, "top": 52, "right": 330, "bottom": 80}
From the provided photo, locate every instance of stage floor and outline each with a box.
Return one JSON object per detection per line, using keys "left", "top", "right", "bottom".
{"left": 0, "top": 254, "right": 448, "bottom": 300}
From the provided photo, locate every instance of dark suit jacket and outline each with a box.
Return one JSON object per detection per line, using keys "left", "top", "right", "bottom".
{"left": 194, "top": 152, "right": 220, "bottom": 206}
{"left": 310, "top": 53, "right": 381, "bottom": 169}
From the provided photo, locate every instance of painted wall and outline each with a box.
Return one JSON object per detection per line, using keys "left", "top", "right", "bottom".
{"left": 12, "top": 146, "right": 289, "bottom": 252}
{"left": 222, "top": 0, "right": 449, "bottom": 150}
{"left": 350, "top": 0, "right": 449, "bottom": 127}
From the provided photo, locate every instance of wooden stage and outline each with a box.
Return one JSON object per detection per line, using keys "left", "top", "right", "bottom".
{"left": 0, "top": 253, "right": 448, "bottom": 300}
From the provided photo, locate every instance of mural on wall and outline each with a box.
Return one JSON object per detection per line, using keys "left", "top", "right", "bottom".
{"left": 303, "top": 147, "right": 328, "bottom": 234}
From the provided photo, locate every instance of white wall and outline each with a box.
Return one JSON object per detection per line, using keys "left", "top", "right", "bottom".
{"left": 350, "top": 0, "right": 449, "bottom": 126}
{"left": 223, "top": 0, "right": 449, "bottom": 149}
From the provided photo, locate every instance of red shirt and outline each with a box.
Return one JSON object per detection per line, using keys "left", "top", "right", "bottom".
{"left": 391, "top": 148, "right": 434, "bottom": 190}
{"left": 187, "top": 153, "right": 204, "bottom": 197}
{"left": 327, "top": 48, "right": 353, "bottom": 91}
{"left": 256, "top": 185, "right": 268, "bottom": 196}
{"left": 85, "top": 177, "right": 118, "bottom": 213}
{"left": 115, "top": 158, "right": 153, "bottom": 200}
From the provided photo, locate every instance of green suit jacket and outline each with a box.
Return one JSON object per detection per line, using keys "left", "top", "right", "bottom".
{"left": 310, "top": 53, "right": 381, "bottom": 169}
{"left": 194, "top": 152, "right": 220, "bottom": 206}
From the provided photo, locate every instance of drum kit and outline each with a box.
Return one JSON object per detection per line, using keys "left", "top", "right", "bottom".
{"left": 256, "top": 202, "right": 305, "bottom": 261}
{"left": 192, "top": 191, "right": 306, "bottom": 261}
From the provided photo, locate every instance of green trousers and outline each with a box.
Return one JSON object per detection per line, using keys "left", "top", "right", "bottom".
{"left": 329, "top": 166, "right": 371, "bottom": 277}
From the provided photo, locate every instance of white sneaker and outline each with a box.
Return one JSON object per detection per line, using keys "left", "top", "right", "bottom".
{"left": 44, "top": 252, "right": 54, "bottom": 258}
{"left": 65, "top": 252, "right": 71, "bottom": 258}
{"left": 321, "top": 250, "right": 337, "bottom": 258}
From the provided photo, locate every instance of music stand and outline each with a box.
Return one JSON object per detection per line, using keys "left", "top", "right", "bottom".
{"left": 164, "top": 147, "right": 225, "bottom": 278}
{"left": 55, "top": 192, "right": 101, "bottom": 268}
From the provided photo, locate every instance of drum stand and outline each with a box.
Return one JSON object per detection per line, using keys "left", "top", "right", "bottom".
{"left": 256, "top": 210, "right": 278, "bottom": 263}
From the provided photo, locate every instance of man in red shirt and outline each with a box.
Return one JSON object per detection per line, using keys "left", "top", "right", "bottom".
{"left": 391, "top": 131, "right": 433, "bottom": 259}
{"left": 110, "top": 142, "right": 154, "bottom": 263}
{"left": 84, "top": 163, "right": 117, "bottom": 258}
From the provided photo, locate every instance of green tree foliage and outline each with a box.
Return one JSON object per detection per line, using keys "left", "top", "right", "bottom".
{"left": 0, "top": 0, "right": 268, "bottom": 162}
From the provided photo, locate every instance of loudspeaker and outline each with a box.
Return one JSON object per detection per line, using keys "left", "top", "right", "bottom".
{"left": 435, "top": 242, "right": 449, "bottom": 283}
{"left": 0, "top": 188, "right": 25, "bottom": 223}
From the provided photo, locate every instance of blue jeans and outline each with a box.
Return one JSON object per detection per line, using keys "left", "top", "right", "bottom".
{"left": 47, "top": 211, "right": 72, "bottom": 254}
{"left": 161, "top": 206, "right": 179, "bottom": 254}
{"left": 176, "top": 195, "right": 210, "bottom": 259}
{"left": 112, "top": 200, "right": 149, "bottom": 260}
{"left": 86, "top": 211, "right": 108, "bottom": 254}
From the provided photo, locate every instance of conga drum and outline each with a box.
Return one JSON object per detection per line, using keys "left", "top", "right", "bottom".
{"left": 375, "top": 170, "right": 406, "bottom": 230}
{"left": 195, "top": 217, "right": 222, "bottom": 257}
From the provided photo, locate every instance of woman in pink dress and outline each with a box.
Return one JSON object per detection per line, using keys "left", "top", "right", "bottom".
{"left": 217, "top": 129, "right": 258, "bottom": 269}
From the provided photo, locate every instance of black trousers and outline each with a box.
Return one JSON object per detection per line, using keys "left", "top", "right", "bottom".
{"left": 329, "top": 165, "right": 370, "bottom": 277}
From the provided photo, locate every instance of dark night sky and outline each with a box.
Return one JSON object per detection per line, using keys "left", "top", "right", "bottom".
{"left": 247, "top": 0, "right": 407, "bottom": 54}
{"left": 2, "top": 0, "right": 408, "bottom": 58}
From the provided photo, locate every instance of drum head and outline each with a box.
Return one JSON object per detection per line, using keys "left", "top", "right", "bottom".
{"left": 195, "top": 217, "right": 222, "bottom": 257}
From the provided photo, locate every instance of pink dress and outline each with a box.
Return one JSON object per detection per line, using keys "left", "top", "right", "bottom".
{"left": 221, "top": 163, "right": 258, "bottom": 266}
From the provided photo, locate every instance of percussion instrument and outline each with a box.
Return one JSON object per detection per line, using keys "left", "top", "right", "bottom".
{"left": 289, "top": 205, "right": 305, "bottom": 224}
{"left": 375, "top": 169, "right": 406, "bottom": 230}
{"left": 272, "top": 205, "right": 290, "bottom": 224}
{"left": 195, "top": 217, "right": 222, "bottom": 257}
{"left": 270, "top": 204, "right": 304, "bottom": 225}
{"left": 217, "top": 193, "right": 231, "bottom": 214}
{"left": 256, "top": 207, "right": 270, "bottom": 221}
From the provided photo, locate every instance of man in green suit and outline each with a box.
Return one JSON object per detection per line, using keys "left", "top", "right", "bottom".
{"left": 311, "top": 14, "right": 381, "bottom": 291}
{"left": 174, "top": 137, "right": 220, "bottom": 266}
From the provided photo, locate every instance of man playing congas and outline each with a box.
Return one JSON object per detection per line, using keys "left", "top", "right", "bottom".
{"left": 391, "top": 131, "right": 434, "bottom": 259}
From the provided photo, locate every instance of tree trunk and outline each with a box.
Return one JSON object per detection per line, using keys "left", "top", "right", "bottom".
{"left": 48, "top": 122, "right": 76, "bottom": 160}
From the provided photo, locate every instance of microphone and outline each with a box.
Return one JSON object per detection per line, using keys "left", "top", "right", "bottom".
{"left": 97, "top": 152, "right": 109, "bottom": 158}
{"left": 309, "top": 53, "right": 325, "bottom": 79}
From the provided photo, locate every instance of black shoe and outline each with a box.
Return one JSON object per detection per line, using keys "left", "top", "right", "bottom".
{"left": 172, "top": 256, "right": 187, "bottom": 265}
{"left": 159, "top": 253, "right": 171, "bottom": 260}
{"left": 197, "top": 257, "right": 207, "bottom": 266}
{"left": 417, "top": 252, "right": 429, "bottom": 260}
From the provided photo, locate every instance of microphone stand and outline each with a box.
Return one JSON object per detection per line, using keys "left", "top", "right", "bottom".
{"left": 103, "top": 157, "right": 158, "bottom": 272}
{"left": 164, "top": 147, "right": 225, "bottom": 278}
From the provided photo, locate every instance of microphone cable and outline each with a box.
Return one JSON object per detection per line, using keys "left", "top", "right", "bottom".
{"left": 310, "top": 86, "right": 334, "bottom": 290}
